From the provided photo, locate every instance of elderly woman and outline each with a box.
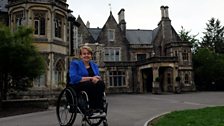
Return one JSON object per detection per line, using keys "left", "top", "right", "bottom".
{"left": 69, "top": 45, "right": 105, "bottom": 115}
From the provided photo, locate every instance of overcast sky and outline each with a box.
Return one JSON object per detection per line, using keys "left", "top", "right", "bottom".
{"left": 67, "top": 0, "right": 224, "bottom": 39}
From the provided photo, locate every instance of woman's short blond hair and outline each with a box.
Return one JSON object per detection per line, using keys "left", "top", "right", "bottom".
{"left": 79, "top": 45, "right": 93, "bottom": 55}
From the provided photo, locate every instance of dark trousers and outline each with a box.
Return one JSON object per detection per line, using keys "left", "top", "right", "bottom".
{"left": 71, "top": 80, "right": 105, "bottom": 109}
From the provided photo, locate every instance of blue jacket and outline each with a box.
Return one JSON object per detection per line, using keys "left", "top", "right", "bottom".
{"left": 69, "top": 60, "right": 100, "bottom": 85}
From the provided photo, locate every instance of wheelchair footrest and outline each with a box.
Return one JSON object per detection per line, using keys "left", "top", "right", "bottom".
{"left": 88, "top": 112, "right": 107, "bottom": 119}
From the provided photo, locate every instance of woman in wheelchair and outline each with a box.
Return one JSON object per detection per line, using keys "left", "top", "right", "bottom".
{"left": 69, "top": 45, "right": 106, "bottom": 117}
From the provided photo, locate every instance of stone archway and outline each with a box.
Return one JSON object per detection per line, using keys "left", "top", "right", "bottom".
{"left": 158, "top": 67, "right": 174, "bottom": 92}
{"left": 141, "top": 68, "right": 153, "bottom": 93}
{"left": 138, "top": 61, "right": 178, "bottom": 94}
{"left": 151, "top": 64, "right": 178, "bottom": 94}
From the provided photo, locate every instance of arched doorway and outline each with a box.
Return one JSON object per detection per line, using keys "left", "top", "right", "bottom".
{"left": 142, "top": 68, "right": 153, "bottom": 93}
{"left": 158, "top": 67, "right": 174, "bottom": 92}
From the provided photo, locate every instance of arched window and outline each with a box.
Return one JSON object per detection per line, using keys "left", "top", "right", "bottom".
{"left": 33, "top": 11, "right": 46, "bottom": 35}
{"left": 55, "top": 14, "right": 63, "bottom": 38}
{"left": 13, "top": 11, "right": 24, "bottom": 30}
{"left": 55, "top": 59, "right": 65, "bottom": 86}
{"left": 34, "top": 74, "right": 46, "bottom": 87}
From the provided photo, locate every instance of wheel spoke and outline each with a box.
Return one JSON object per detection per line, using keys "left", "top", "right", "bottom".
{"left": 56, "top": 87, "right": 77, "bottom": 126}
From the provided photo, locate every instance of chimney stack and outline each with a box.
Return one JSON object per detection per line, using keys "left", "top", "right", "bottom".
{"left": 86, "top": 21, "right": 90, "bottom": 28}
{"left": 118, "top": 8, "right": 125, "bottom": 22}
{"left": 160, "top": 6, "right": 169, "bottom": 18}
{"left": 164, "top": 6, "right": 169, "bottom": 18}
{"left": 160, "top": 6, "right": 165, "bottom": 18}
{"left": 118, "top": 8, "right": 126, "bottom": 33}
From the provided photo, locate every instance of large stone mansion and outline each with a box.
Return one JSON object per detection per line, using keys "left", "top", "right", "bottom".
{"left": 0, "top": 0, "right": 195, "bottom": 94}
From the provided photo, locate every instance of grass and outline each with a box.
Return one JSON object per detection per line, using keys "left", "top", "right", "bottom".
{"left": 150, "top": 106, "right": 224, "bottom": 126}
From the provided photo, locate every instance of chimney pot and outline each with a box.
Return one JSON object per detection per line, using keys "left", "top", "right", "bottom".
{"left": 164, "top": 6, "right": 169, "bottom": 18}
{"left": 118, "top": 8, "right": 125, "bottom": 22}
{"left": 160, "top": 6, "right": 165, "bottom": 18}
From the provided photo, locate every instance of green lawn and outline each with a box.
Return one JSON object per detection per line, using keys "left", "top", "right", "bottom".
{"left": 151, "top": 106, "right": 224, "bottom": 126}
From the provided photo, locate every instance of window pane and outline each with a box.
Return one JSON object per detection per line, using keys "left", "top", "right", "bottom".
{"left": 118, "top": 76, "right": 122, "bottom": 86}
{"left": 108, "top": 29, "right": 114, "bottom": 41}
{"left": 185, "top": 74, "right": 189, "bottom": 84}
{"left": 15, "top": 11, "right": 23, "bottom": 27}
{"left": 111, "top": 50, "right": 114, "bottom": 61}
{"left": 137, "top": 54, "right": 146, "bottom": 61}
{"left": 104, "top": 50, "right": 109, "bottom": 61}
{"left": 109, "top": 77, "right": 113, "bottom": 86}
{"left": 33, "top": 11, "right": 46, "bottom": 35}
{"left": 34, "top": 20, "right": 39, "bottom": 34}
{"left": 55, "top": 14, "right": 63, "bottom": 38}
{"left": 108, "top": 71, "right": 126, "bottom": 87}
{"left": 34, "top": 74, "right": 45, "bottom": 87}
{"left": 114, "top": 76, "right": 117, "bottom": 86}
{"left": 40, "top": 18, "right": 45, "bottom": 35}
{"left": 104, "top": 48, "right": 120, "bottom": 61}
{"left": 115, "top": 50, "right": 119, "bottom": 61}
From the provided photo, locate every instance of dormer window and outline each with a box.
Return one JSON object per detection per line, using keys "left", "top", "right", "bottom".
{"left": 107, "top": 29, "right": 115, "bottom": 41}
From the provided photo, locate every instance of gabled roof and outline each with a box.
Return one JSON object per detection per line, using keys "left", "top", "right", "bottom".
{"left": 151, "top": 26, "right": 160, "bottom": 42}
{"left": 95, "top": 11, "right": 121, "bottom": 42}
{"left": 83, "top": 11, "right": 162, "bottom": 45}
{"left": 76, "top": 16, "right": 95, "bottom": 43}
{"left": 88, "top": 27, "right": 160, "bottom": 44}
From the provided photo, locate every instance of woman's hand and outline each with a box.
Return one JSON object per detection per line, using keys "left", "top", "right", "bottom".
{"left": 94, "top": 76, "right": 101, "bottom": 80}
{"left": 91, "top": 76, "right": 100, "bottom": 84}
{"left": 81, "top": 76, "right": 101, "bottom": 83}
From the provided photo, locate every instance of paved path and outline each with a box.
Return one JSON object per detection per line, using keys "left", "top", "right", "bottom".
{"left": 0, "top": 92, "right": 223, "bottom": 126}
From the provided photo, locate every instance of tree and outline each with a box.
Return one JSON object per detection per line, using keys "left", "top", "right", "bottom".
{"left": 200, "top": 18, "right": 224, "bottom": 54}
{"left": 193, "top": 48, "right": 224, "bottom": 91}
{"left": 0, "top": 24, "right": 46, "bottom": 100}
{"left": 178, "top": 26, "right": 200, "bottom": 53}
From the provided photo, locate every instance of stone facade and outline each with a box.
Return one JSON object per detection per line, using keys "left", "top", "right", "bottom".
{"left": 0, "top": 1, "right": 195, "bottom": 94}
{"left": 0, "top": 0, "right": 79, "bottom": 91}
{"left": 75, "top": 6, "right": 195, "bottom": 94}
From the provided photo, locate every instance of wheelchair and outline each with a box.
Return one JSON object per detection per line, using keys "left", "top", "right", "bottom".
{"left": 56, "top": 86, "right": 108, "bottom": 126}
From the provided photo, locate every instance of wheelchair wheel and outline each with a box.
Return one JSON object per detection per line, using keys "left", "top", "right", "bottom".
{"left": 56, "top": 87, "right": 77, "bottom": 126}
{"left": 78, "top": 91, "right": 89, "bottom": 113}
{"left": 79, "top": 91, "right": 106, "bottom": 126}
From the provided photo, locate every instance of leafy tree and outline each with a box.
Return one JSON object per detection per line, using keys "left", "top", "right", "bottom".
{"left": 193, "top": 48, "right": 224, "bottom": 91}
{"left": 0, "top": 24, "right": 46, "bottom": 100}
{"left": 178, "top": 26, "right": 200, "bottom": 53}
{"left": 200, "top": 18, "right": 224, "bottom": 54}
